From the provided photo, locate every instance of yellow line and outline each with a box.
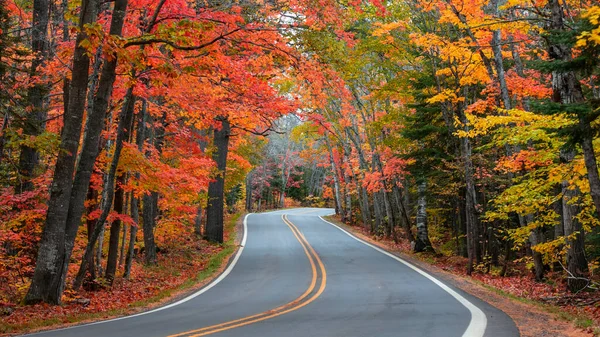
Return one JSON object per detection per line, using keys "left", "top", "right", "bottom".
{"left": 167, "top": 215, "right": 326, "bottom": 337}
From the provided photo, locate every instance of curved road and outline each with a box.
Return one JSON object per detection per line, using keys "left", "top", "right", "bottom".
{"left": 27, "top": 208, "right": 518, "bottom": 337}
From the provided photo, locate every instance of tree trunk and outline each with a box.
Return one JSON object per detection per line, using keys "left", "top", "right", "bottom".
{"left": 125, "top": 102, "right": 146, "bottom": 278}
{"left": 194, "top": 206, "right": 203, "bottom": 236}
{"left": 245, "top": 171, "right": 253, "bottom": 212}
{"left": 58, "top": 0, "right": 129, "bottom": 292}
{"left": 414, "top": 181, "right": 434, "bottom": 252}
{"left": 343, "top": 152, "right": 353, "bottom": 224}
{"left": 119, "top": 197, "right": 128, "bottom": 268}
{"left": 458, "top": 110, "right": 480, "bottom": 274}
{"left": 72, "top": 92, "right": 135, "bottom": 289}
{"left": 205, "top": 118, "right": 230, "bottom": 243}
{"left": 562, "top": 180, "right": 589, "bottom": 291}
{"left": 529, "top": 228, "right": 545, "bottom": 281}
{"left": 25, "top": 0, "right": 99, "bottom": 305}
{"left": 372, "top": 191, "right": 383, "bottom": 233}
{"left": 392, "top": 184, "right": 414, "bottom": 242}
{"left": 17, "top": 0, "right": 50, "bottom": 193}
{"left": 85, "top": 187, "right": 98, "bottom": 280}
{"left": 105, "top": 175, "right": 125, "bottom": 283}
{"left": 580, "top": 130, "right": 600, "bottom": 219}
{"left": 546, "top": 0, "right": 590, "bottom": 289}
{"left": 490, "top": 0, "right": 511, "bottom": 110}
{"left": 124, "top": 195, "right": 138, "bottom": 279}
{"left": 325, "top": 137, "right": 343, "bottom": 219}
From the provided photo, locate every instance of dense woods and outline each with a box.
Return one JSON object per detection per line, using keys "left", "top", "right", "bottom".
{"left": 1, "top": 0, "right": 600, "bottom": 328}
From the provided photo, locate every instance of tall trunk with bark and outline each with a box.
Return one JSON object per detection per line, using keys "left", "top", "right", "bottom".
{"left": 119, "top": 201, "right": 128, "bottom": 268}
{"left": 562, "top": 180, "right": 589, "bottom": 291}
{"left": 124, "top": 196, "right": 138, "bottom": 279}
{"left": 125, "top": 101, "right": 146, "bottom": 278}
{"left": 205, "top": 118, "right": 231, "bottom": 243}
{"left": 546, "top": 0, "right": 590, "bottom": 289}
{"left": 85, "top": 187, "right": 98, "bottom": 280}
{"left": 458, "top": 108, "right": 480, "bottom": 274}
{"left": 372, "top": 191, "right": 383, "bottom": 233}
{"left": 325, "top": 137, "right": 343, "bottom": 219}
{"left": 392, "top": 184, "right": 414, "bottom": 242}
{"left": 25, "top": 0, "right": 99, "bottom": 305}
{"left": 245, "top": 171, "right": 253, "bottom": 212}
{"left": 545, "top": 0, "right": 600, "bottom": 218}
{"left": 56, "top": 0, "right": 130, "bottom": 295}
{"left": 17, "top": 0, "right": 50, "bottom": 193}
{"left": 105, "top": 176, "right": 125, "bottom": 283}
{"left": 73, "top": 93, "right": 135, "bottom": 289}
{"left": 343, "top": 150, "right": 353, "bottom": 224}
{"left": 142, "top": 150, "right": 158, "bottom": 264}
{"left": 414, "top": 181, "right": 434, "bottom": 252}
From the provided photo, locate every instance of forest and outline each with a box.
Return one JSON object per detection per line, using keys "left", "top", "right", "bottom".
{"left": 1, "top": 0, "right": 600, "bottom": 332}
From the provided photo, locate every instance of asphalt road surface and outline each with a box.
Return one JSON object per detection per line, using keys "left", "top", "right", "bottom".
{"left": 27, "top": 208, "right": 519, "bottom": 337}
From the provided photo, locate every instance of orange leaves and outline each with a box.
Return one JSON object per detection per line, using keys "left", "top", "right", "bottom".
{"left": 362, "top": 171, "right": 384, "bottom": 193}
{"left": 383, "top": 157, "right": 412, "bottom": 180}
{"left": 496, "top": 149, "right": 554, "bottom": 173}
{"left": 505, "top": 70, "right": 551, "bottom": 101}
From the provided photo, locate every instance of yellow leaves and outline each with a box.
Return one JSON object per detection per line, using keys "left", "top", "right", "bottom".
{"left": 456, "top": 109, "right": 574, "bottom": 146}
{"left": 577, "top": 6, "right": 600, "bottom": 48}
{"left": 457, "top": 108, "right": 540, "bottom": 138}
{"left": 427, "top": 89, "right": 462, "bottom": 104}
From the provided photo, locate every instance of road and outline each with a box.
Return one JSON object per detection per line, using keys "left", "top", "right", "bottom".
{"left": 27, "top": 208, "right": 519, "bottom": 337}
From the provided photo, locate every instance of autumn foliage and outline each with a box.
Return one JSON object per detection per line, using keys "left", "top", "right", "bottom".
{"left": 2, "top": 0, "right": 600, "bottom": 332}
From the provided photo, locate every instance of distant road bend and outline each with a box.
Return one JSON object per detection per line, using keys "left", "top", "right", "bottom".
{"left": 27, "top": 208, "right": 519, "bottom": 337}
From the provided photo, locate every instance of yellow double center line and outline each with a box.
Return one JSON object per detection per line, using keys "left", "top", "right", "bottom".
{"left": 168, "top": 215, "right": 327, "bottom": 337}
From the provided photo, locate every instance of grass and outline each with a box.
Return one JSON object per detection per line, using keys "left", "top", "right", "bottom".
{"left": 1, "top": 213, "right": 242, "bottom": 335}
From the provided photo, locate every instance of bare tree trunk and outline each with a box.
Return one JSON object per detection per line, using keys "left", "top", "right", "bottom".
{"left": 105, "top": 175, "right": 125, "bottom": 283}
{"left": 205, "top": 118, "right": 230, "bottom": 243}
{"left": 490, "top": 0, "right": 511, "bottom": 110}
{"left": 414, "top": 181, "right": 434, "bottom": 252}
{"left": 458, "top": 109, "right": 480, "bottom": 275}
{"left": 325, "top": 137, "right": 343, "bottom": 219}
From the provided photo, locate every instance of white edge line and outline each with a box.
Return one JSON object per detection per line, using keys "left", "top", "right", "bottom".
{"left": 318, "top": 215, "right": 487, "bottom": 337}
{"left": 27, "top": 214, "right": 250, "bottom": 336}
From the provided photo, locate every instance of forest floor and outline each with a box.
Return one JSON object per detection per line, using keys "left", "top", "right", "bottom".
{"left": 0, "top": 213, "right": 243, "bottom": 336}
{"left": 323, "top": 215, "right": 600, "bottom": 337}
